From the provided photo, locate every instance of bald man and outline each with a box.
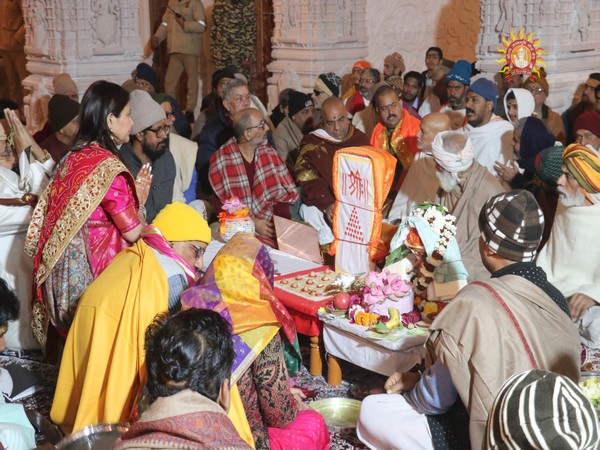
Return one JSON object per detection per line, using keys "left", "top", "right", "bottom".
{"left": 295, "top": 97, "right": 370, "bottom": 243}
{"left": 388, "top": 112, "right": 452, "bottom": 221}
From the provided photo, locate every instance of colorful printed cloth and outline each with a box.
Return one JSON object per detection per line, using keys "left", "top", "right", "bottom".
{"left": 209, "top": 138, "right": 299, "bottom": 221}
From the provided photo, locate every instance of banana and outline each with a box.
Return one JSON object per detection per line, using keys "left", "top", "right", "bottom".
{"left": 385, "top": 307, "right": 400, "bottom": 329}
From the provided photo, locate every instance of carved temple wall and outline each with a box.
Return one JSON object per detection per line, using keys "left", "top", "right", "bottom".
{"left": 20, "top": 0, "right": 147, "bottom": 131}
{"left": 15, "top": 0, "right": 600, "bottom": 128}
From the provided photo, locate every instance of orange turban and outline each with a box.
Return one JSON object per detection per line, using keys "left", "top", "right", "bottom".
{"left": 562, "top": 143, "right": 600, "bottom": 193}
{"left": 353, "top": 60, "right": 371, "bottom": 71}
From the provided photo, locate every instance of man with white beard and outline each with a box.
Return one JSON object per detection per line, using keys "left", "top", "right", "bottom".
{"left": 537, "top": 143, "right": 600, "bottom": 348}
{"left": 432, "top": 130, "right": 505, "bottom": 281}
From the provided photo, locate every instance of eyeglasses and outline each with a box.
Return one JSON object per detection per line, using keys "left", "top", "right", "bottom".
{"left": 144, "top": 124, "right": 170, "bottom": 138}
{"left": 189, "top": 243, "right": 206, "bottom": 260}
{"left": 313, "top": 89, "right": 324, "bottom": 96}
{"left": 359, "top": 78, "right": 375, "bottom": 85}
{"left": 245, "top": 119, "right": 267, "bottom": 132}
{"left": 527, "top": 87, "right": 545, "bottom": 95}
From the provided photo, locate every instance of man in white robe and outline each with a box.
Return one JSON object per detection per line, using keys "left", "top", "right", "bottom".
{"left": 537, "top": 143, "right": 600, "bottom": 348}
{"left": 462, "top": 78, "right": 513, "bottom": 175}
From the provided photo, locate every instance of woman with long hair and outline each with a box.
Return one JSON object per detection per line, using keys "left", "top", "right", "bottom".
{"left": 25, "top": 80, "right": 151, "bottom": 357}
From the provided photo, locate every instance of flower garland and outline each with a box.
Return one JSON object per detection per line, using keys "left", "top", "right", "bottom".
{"left": 409, "top": 203, "right": 457, "bottom": 295}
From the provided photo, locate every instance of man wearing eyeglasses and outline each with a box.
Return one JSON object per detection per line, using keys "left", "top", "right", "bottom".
{"left": 122, "top": 90, "right": 185, "bottom": 222}
{"left": 346, "top": 68, "right": 381, "bottom": 116}
{"left": 209, "top": 108, "right": 298, "bottom": 242}
{"left": 371, "top": 85, "right": 421, "bottom": 207}
{"left": 351, "top": 68, "right": 383, "bottom": 137}
{"left": 564, "top": 73, "right": 600, "bottom": 144}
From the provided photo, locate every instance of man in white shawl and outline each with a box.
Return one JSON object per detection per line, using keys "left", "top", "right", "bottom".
{"left": 432, "top": 130, "right": 505, "bottom": 281}
{"left": 388, "top": 112, "right": 452, "bottom": 221}
{"left": 463, "top": 78, "right": 513, "bottom": 174}
{"left": 0, "top": 110, "right": 55, "bottom": 349}
{"left": 537, "top": 143, "right": 600, "bottom": 348}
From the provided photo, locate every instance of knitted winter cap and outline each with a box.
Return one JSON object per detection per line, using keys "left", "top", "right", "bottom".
{"left": 535, "top": 145, "right": 564, "bottom": 183}
{"left": 152, "top": 202, "right": 211, "bottom": 244}
{"left": 211, "top": 68, "right": 236, "bottom": 90}
{"left": 48, "top": 94, "right": 80, "bottom": 133}
{"left": 317, "top": 72, "right": 342, "bottom": 97}
{"left": 52, "top": 73, "right": 79, "bottom": 98}
{"left": 135, "top": 63, "right": 159, "bottom": 92}
{"left": 445, "top": 60, "right": 472, "bottom": 86}
{"left": 287, "top": 91, "right": 313, "bottom": 117}
{"left": 573, "top": 110, "right": 600, "bottom": 139}
{"left": 478, "top": 189, "right": 543, "bottom": 262}
{"left": 486, "top": 370, "right": 599, "bottom": 450}
{"left": 129, "top": 90, "right": 166, "bottom": 135}
{"left": 468, "top": 78, "right": 499, "bottom": 109}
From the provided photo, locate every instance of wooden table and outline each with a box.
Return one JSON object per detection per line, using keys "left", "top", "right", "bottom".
{"left": 319, "top": 313, "right": 428, "bottom": 385}
{"left": 274, "top": 267, "right": 335, "bottom": 376}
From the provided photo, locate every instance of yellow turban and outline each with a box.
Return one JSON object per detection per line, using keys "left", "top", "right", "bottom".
{"left": 152, "top": 202, "right": 212, "bottom": 243}
{"left": 562, "top": 144, "right": 600, "bottom": 193}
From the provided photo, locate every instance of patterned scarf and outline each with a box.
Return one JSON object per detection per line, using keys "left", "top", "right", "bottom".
{"left": 209, "top": 138, "right": 299, "bottom": 220}
{"left": 180, "top": 233, "right": 299, "bottom": 383}
{"left": 25, "top": 145, "right": 136, "bottom": 286}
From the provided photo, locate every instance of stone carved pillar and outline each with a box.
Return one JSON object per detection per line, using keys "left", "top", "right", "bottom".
{"left": 267, "top": 0, "right": 368, "bottom": 111}
{"left": 476, "top": 0, "right": 600, "bottom": 112}
{"left": 21, "top": 0, "right": 144, "bottom": 131}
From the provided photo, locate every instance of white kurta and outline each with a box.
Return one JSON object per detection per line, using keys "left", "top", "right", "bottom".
{"left": 0, "top": 152, "right": 53, "bottom": 349}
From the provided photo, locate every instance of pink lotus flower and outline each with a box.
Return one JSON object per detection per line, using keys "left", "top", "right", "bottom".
{"left": 384, "top": 273, "right": 412, "bottom": 297}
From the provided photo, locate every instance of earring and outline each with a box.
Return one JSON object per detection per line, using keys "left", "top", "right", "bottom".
{"left": 110, "top": 127, "right": 114, "bottom": 133}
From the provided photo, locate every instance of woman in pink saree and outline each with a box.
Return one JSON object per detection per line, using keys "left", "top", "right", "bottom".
{"left": 25, "top": 80, "right": 151, "bottom": 356}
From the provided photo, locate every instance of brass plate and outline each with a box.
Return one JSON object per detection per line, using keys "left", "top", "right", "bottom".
{"left": 309, "top": 398, "right": 361, "bottom": 429}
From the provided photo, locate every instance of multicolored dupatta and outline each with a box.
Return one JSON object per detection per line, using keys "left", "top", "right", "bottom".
{"left": 180, "top": 233, "right": 299, "bottom": 384}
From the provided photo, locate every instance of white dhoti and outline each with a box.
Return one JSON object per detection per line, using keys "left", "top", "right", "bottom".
{"left": 357, "top": 394, "right": 434, "bottom": 450}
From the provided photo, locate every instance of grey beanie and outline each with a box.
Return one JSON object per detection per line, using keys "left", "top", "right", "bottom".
{"left": 129, "top": 89, "right": 166, "bottom": 135}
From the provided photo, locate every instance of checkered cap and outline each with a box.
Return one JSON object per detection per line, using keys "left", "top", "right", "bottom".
{"left": 486, "top": 370, "right": 600, "bottom": 450}
{"left": 478, "top": 190, "right": 544, "bottom": 262}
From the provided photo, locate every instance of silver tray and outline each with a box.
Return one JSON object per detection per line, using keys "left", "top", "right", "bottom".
{"left": 56, "top": 423, "right": 129, "bottom": 450}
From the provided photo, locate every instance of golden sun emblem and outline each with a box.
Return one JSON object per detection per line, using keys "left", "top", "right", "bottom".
{"left": 496, "top": 29, "right": 547, "bottom": 82}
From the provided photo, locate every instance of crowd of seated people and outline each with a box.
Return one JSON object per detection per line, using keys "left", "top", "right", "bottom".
{"left": 3, "top": 32, "right": 600, "bottom": 450}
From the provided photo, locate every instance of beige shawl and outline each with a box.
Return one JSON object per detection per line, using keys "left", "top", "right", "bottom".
{"left": 428, "top": 275, "right": 581, "bottom": 449}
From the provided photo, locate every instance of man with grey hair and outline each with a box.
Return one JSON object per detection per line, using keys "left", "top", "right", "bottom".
{"left": 195, "top": 77, "right": 253, "bottom": 197}
{"left": 209, "top": 108, "right": 298, "bottom": 241}
{"left": 433, "top": 130, "right": 505, "bottom": 281}
{"left": 537, "top": 144, "right": 600, "bottom": 348}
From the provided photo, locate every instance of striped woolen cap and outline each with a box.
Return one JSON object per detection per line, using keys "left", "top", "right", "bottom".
{"left": 478, "top": 190, "right": 543, "bottom": 262}
{"left": 486, "top": 370, "right": 600, "bottom": 450}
